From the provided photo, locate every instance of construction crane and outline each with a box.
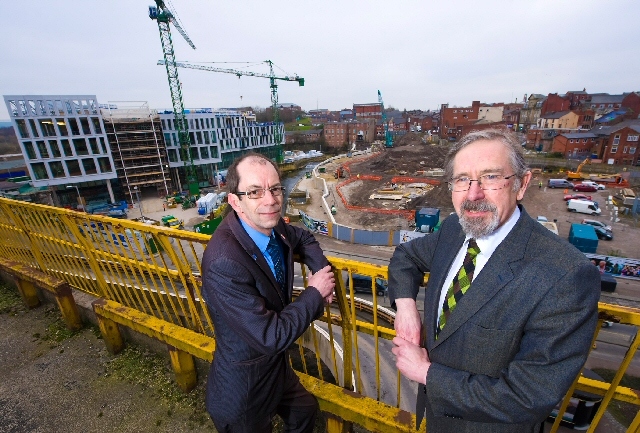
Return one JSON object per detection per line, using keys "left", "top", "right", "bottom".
{"left": 149, "top": 0, "right": 199, "bottom": 196}
{"left": 158, "top": 59, "right": 304, "bottom": 162}
{"left": 378, "top": 90, "right": 393, "bottom": 148}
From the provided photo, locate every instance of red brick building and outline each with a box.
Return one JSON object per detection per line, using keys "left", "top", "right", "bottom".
{"left": 541, "top": 93, "right": 571, "bottom": 115}
{"left": 592, "top": 121, "right": 640, "bottom": 165}
{"left": 551, "top": 133, "right": 598, "bottom": 159}
{"left": 353, "top": 103, "right": 382, "bottom": 120}
{"left": 324, "top": 119, "right": 375, "bottom": 148}
{"left": 439, "top": 101, "right": 480, "bottom": 141}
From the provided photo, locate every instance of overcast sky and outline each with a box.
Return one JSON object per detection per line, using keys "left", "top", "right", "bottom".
{"left": 1, "top": 0, "right": 639, "bottom": 120}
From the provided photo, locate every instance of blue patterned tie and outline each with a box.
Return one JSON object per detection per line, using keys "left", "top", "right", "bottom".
{"left": 266, "top": 235, "right": 285, "bottom": 291}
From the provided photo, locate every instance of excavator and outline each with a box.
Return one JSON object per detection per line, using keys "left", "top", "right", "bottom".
{"left": 566, "top": 158, "right": 591, "bottom": 180}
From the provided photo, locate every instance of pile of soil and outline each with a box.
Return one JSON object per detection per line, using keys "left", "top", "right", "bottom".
{"left": 345, "top": 138, "right": 455, "bottom": 216}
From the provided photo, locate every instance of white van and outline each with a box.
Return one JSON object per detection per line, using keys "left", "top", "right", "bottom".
{"left": 567, "top": 199, "right": 601, "bottom": 215}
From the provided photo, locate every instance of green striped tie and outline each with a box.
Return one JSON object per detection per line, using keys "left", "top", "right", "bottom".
{"left": 437, "top": 239, "right": 480, "bottom": 337}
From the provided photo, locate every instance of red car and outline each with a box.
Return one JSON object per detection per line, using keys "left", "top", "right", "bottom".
{"left": 573, "top": 183, "right": 598, "bottom": 192}
{"left": 564, "top": 193, "right": 592, "bottom": 201}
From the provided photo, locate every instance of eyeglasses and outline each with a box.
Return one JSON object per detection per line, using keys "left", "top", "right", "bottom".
{"left": 235, "top": 185, "right": 286, "bottom": 199}
{"left": 448, "top": 174, "right": 516, "bottom": 192}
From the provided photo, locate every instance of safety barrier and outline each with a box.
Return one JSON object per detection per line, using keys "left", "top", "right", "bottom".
{"left": 1, "top": 196, "right": 640, "bottom": 432}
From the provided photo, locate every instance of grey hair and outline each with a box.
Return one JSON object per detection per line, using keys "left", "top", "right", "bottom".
{"left": 444, "top": 128, "right": 529, "bottom": 191}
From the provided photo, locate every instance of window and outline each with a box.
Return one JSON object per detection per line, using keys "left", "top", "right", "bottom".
{"left": 68, "top": 118, "right": 80, "bottom": 135}
{"left": 79, "top": 117, "right": 91, "bottom": 135}
{"left": 168, "top": 149, "right": 178, "bottom": 163}
{"left": 81, "top": 158, "right": 97, "bottom": 174}
{"left": 73, "top": 138, "right": 88, "bottom": 155}
{"left": 91, "top": 117, "right": 102, "bottom": 134}
{"left": 65, "top": 160, "right": 82, "bottom": 176}
{"left": 30, "top": 162, "right": 48, "bottom": 180}
{"left": 49, "top": 140, "right": 61, "bottom": 158}
{"left": 15, "top": 120, "right": 29, "bottom": 138}
{"left": 38, "top": 119, "right": 56, "bottom": 137}
{"left": 631, "top": 147, "right": 637, "bottom": 154}
{"left": 613, "top": 135, "right": 620, "bottom": 145}
{"left": 570, "top": 139, "right": 574, "bottom": 143}
{"left": 210, "top": 146, "right": 218, "bottom": 158}
{"left": 89, "top": 138, "right": 99, "bottom": 154}
{"left": 56, "top": 119, "right": 68, "bottom": 136}
{"left": 611, "top": 146, "right": 618, "bottom": 153}
{"left": 583, "top": 139, "right": 587, "bottom": 143}
{"left": 23, "top": 142, "right": 37, "bottom": 159}
{"left": 99, "top": 137, "right": 107, "bottom": 153}
{"left": 628, "top": 135, "right": 639, "bottom": 142}
{"left": 60, "top": 139, "right": 73, "bottom": 157}
{"left": 98, "top": 158, "right": 112, "bottom": 173}
{"left": 48, "top": 161, "right": 65, "bottom": 178}
{"left": 28, "top": 119, "right": 39, "bottom": 137}
{"left": 200, "top": 146, "right": 209, "bottom": 159}
{"left": 623, "top": 146, "right": 628, "bottom": 154}
{"left": 36, "top": 141, "right": 49, "bottom": 159}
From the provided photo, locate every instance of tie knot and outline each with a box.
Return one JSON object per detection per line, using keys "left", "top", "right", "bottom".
{"left": 467, "top": 238, "right": 480, "bottom": 256}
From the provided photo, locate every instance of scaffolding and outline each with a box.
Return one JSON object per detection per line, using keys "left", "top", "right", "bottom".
{"left": 103, "top": 102, "right": 173, "bottom": 202}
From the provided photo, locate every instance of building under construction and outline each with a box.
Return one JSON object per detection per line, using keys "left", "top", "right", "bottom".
{"left": 102, "top": 102, "right": 174, "bottom": 202}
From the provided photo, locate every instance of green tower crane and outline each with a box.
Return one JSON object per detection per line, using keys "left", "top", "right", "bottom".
{"left": 378, "top": 90, "right": 393, "bottom": 148}
{"left": 158, "top": 59, "right": 304, "bottom": 163}
{"left": 149, "top": 1, "right": 200, "bottom": 196}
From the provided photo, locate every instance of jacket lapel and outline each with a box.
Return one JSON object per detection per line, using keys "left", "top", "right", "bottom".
{"left": 432, "top": 207, "right": 532, "bottom": 347}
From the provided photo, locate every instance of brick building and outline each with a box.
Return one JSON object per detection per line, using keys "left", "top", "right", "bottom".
{"left": 323, "top": 119, "right": 375, "bottom": 148}
{"left": 592, "top": 121, "right": 640, "bottom": 165}
{"left": 541, "top": 93, "right": 571, "bottom": 115}
{"left": 439, "top": 101, "right": 480, "bottom": 141}
{"left": 352, "top": 103, "right": 382, "bottom": 120}
{"left": 551, "top": 133, "right": 598, "bottom": 159}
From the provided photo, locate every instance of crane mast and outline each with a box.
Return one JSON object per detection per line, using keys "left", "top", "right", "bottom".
{"left": 149, "top": 1, "right": 199, "bottom": 196}
{"left": 378, "top": 90, "right": 393, "bottom": 148}
{"left": 159, "top": 59, "right": 305, "bottom": 163}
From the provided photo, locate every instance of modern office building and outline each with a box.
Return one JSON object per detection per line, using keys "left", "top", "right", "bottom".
{"left": 158, "top": 108, "right": 284, "bottom": 190}
{"left": 3, "top": 95, "right": 117, "bottom": 205}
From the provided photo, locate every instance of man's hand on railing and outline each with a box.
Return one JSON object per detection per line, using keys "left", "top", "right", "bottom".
{"left": 394, "top": 298, "right": 422, "bottom": 345}
{"left": 308, "top": 265, "right": 335, "bottom": 304}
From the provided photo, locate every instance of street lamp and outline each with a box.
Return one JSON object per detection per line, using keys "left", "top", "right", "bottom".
{"left": 133, "top": 186, "right": 143, "bottom": 219}
{"left": 66, "top": 185, "right": 82, "bottom": 211}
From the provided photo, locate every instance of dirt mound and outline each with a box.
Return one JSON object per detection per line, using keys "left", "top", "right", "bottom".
{"left": 344, "top": 141, "right": 453, "bottom": 214}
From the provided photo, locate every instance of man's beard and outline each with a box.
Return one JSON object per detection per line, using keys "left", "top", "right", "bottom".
{"left": 458, "top": 199, "right": 500, "bottom": 238}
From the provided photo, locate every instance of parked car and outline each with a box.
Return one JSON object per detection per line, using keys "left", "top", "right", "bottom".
{"left": 593, "top": 226, "right": 613, "bottom": 240}
{"left": 573, "top": 183, "right": 598, "bottom": 192}
{"left": 581, "top": 181, "right": 606, "bottom": 190}
{"left": 581, "top": 218, "right": 612, "bottom": 231}
{"left": 564, "top": 194, "right": 592, "bottom": 201}
{"left": 345, "top": 274, "right": 387, "bottom": 296}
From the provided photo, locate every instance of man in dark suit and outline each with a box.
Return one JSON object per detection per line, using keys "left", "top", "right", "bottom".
{"left": 389, "top": 128, "right": 600, "bottom": 432}
{"left": 201, "top": 153, "right": 335, "bottom": 433}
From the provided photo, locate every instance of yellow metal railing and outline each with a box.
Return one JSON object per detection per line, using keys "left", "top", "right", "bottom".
{"left": 2, "top": 196, "right": 640, "bottom": 432}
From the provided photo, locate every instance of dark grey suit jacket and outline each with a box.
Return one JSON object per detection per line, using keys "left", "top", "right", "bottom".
{"left": 201, "top": 212, "right": 328, "bottom": 425}
{"left": 389, "top": 206, "right": 600, "bottom": 433}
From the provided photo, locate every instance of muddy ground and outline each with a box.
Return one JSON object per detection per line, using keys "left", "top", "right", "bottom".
{"left": 296, "top": 136, "right": 640, "bottom": 259}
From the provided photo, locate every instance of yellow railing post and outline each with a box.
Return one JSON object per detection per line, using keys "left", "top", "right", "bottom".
{"left": 15, "top": 278, "right": 40, "bottom": 308}
{"left": 168, "top": 345, "right": 197, "bottom": 392}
